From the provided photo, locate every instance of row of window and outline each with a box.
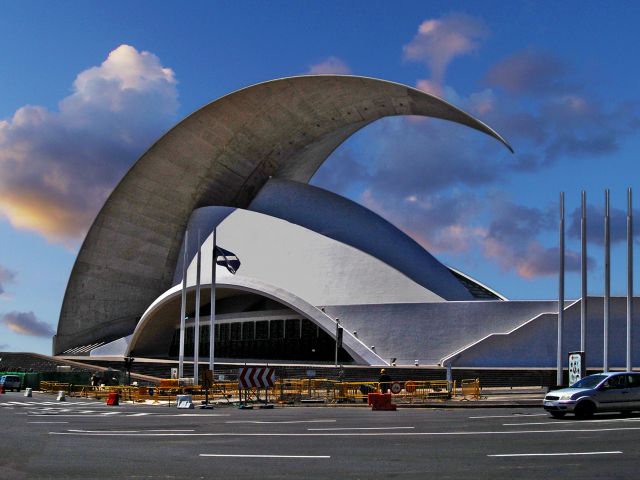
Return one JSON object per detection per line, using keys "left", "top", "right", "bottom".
{"left": 183, "top": 318, "right": 320, "bottom": 342}
{"left": 168, "top": 319, "right": 353, "bottom": 363}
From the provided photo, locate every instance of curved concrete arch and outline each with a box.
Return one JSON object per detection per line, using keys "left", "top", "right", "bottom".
{"left": 128, "top": 276, "right": 386, "bottom": 365}
{"left": 55, "top": 74, "right": 513, "bottom": 354}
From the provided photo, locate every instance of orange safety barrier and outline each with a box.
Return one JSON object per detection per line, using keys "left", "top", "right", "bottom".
{"left": 368, "top": 392, "right": 397, "bottom": 411}
{"left": 106, "top": 392, "right": 120, "bottom": 406}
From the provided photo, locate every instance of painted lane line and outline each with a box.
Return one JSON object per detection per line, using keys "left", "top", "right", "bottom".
{"left": 199, "top": 454, "right": 330, "bottom": 459}
{"left": 470, "top": 414, "right": 548, "bottom": 419}
{"left": 28, "top": 413, "right": 228, "bottom": 418}
{"left": 29, "top": 414, "right": 125, "bottom": 417}
{"left": 49, "top": 425, "right": 640, "bottom": 437}
{"left": 165, "top": 414, "right": 230, "bottom": 417}
{"left": 146, "top": 429, "right": 195, "bottom": 432}
{"left": 68, "top": 429, "right": 141, "bottom": 433}
{"left": 65, "top": 429, "right": 196, "bottom": 433}
{"left": 28, "top": 421, "right": 69, "bottom": 424}
{"left": 488, "top": 451, "right": 622, "bottom": 457}
{"left": 226, "top": 420, "right": 336, "bottom": 424}
{"left": 308, "top": 427, "right": 415, "bottom": 431}
{"left": 503, "top": 417, "right": 640, "bottom": 426}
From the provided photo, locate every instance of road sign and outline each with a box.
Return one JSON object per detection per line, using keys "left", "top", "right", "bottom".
{"left": 568, "top": 351, "right": 585, "bottom": 385}
{"left": 238, "top": 367, "right": 276, "bottom": 388}
{"left": 390, "top": 382, "right": 402, "bottom": 394}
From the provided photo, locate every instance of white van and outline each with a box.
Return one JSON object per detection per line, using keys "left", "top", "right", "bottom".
{"left": 0, "top": 375, "right": 21, "bottom": 392}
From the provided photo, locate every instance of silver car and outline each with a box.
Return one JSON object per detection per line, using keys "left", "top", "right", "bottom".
{"left": 543, "top": 372, "right": 640, "bottom": 419}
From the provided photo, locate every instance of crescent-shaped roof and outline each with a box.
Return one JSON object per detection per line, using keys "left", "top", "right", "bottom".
{"left": 54, "top": 74, "right": 512, "bottom": 354}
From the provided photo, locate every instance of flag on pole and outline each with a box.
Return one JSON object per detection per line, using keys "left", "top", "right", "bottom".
{"left": 215, "top": 246, "right": 240, "bottom": 274}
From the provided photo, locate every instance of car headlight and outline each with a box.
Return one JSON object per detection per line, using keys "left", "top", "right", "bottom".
{"left": 559, "top": 393, "right": 575, "bottom": 400}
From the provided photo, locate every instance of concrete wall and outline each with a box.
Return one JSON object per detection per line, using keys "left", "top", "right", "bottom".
{"left": 323, "top": 300, "right": 559, "bottom": 365}
{"left": 452, "top": 296, "right": 640, "bottom": 368}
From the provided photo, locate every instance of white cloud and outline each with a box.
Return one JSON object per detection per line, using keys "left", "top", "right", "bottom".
{"left": 404, "top": 13, "right": 488, "bottom": 86}
{"left": 0, "top": 45, "right": 179, "bottom": 245}
{"left": 308, "top": 56, "right": 352, "bottom": 75}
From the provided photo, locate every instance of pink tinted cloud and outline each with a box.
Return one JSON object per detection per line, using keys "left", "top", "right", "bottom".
{"left": 308, "top": 56, "right": 352, "bottom": 75}
{"left": 483, "top": 236, "right": 582, "bottom": 279}
{"left": 1, "top": 311, "right": 54, "bottom": 337}
{"left": 0, "top": 45, "right": 179, "bottom": 246}
{"left": 404, "top": 13, "right": 489, "bottom": 87}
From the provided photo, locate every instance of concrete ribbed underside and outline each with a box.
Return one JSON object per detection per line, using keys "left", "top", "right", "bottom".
{"left": 54, "top": 75, "right": 511, "bottom": 354}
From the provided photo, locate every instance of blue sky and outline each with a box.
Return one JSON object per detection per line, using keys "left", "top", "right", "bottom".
{"left": 1, "top": 1, "right": 639, "bottom": 354}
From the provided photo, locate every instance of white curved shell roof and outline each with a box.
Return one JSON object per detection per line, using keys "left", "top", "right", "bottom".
{"left": 55, "top": 75, "right": 511, "bottom": 354}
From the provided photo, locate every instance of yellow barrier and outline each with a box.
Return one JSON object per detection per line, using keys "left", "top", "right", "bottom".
{"left": 38, "top": 377, "right": 481, "bottom": 404}
{"left": 460, "top": 378, "right": 481, "bottom": 399}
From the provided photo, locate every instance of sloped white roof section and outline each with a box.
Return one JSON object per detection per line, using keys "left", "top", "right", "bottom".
{"left": 182, "top": 207, "right": 445, "bottom": 305}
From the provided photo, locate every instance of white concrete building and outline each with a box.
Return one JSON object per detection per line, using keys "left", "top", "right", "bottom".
{"left": 54, "top": 75, "right": 640, "bottom": 369}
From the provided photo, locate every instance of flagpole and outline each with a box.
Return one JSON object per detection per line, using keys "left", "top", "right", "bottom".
{"left": 604, "top": 189, "right": 610, "bottom": 372}
{"left": 627, "top": 187, "right": 633, "bottom": 372}
{"left": 581, "top": 191, "right": 587, "bottom": 363}
{"left": 209, "top": 228, "right": 217, "bottom": 377}
{"left": 557, "top": 192, "right": 564, "bottom": 385}
{"left": 178, "top": 230, "right": 188, "bottom": 379}
{"left": 193, "top": 230, "right": 201, "bottom": 385}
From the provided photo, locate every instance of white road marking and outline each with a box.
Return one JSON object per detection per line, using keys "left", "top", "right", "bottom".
{"left": 28, "top": 421, "right": 69, "bottom": 424}
{"left": 30, "top": 414, "right": 121, "bottom": 417}
{"left": 504, "top": 417, "right": 640, "bottom": 426}
{"left": 27, "top": 412, "right": 228, "bottom": 418}
{"left": 199, "top": 454, "right": 330, "bottom": 459}
{"left": 3, "top": 401, "right": 104, "bottom": 407}
{"left": 308, "top": 426, "right": 415, "bottom": 431}
{"left": 149, "top": 429, "right": 195, "bottom": 432}
{"left": 49, "top": 425, "right": 640, "bottom": 437}
{"left": 226, "top": 420, "right": 336, "bottom": 424}
{"left": 470, "top": 413, "right": 548, "bottom": 419}
{"left": 164, "top": 414, "right": 230, "bottom": 417}
{"left": 488, "top": 451, "right": 622, "bottom": 457}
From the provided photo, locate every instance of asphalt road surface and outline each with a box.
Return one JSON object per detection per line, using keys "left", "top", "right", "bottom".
{"left": 2, "top": 391, "right": 640, "bottom": 479}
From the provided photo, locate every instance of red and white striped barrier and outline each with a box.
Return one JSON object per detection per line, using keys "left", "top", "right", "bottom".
{"left": 238, "top": 367, "right": 276, "bottom": 389}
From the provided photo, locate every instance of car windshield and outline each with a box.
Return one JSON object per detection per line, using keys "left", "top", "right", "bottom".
{"left": 571, "top": 374, "right": 607, "bottom": 389}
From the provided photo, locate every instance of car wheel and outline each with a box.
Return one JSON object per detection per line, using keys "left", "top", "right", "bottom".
{"left": 550, "top": 412, "right": 566, "bottom": 419}
{"left": 575, "top": 401, "right": 595, "bottom": 419}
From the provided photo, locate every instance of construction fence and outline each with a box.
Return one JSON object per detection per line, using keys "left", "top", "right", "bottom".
{"left": 38, "top": 378, "right": 482, "bottom": 404}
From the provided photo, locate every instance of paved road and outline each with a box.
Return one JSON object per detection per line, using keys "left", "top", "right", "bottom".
{"left": 2, "top": 391, "right": 639, "bottom": 479}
